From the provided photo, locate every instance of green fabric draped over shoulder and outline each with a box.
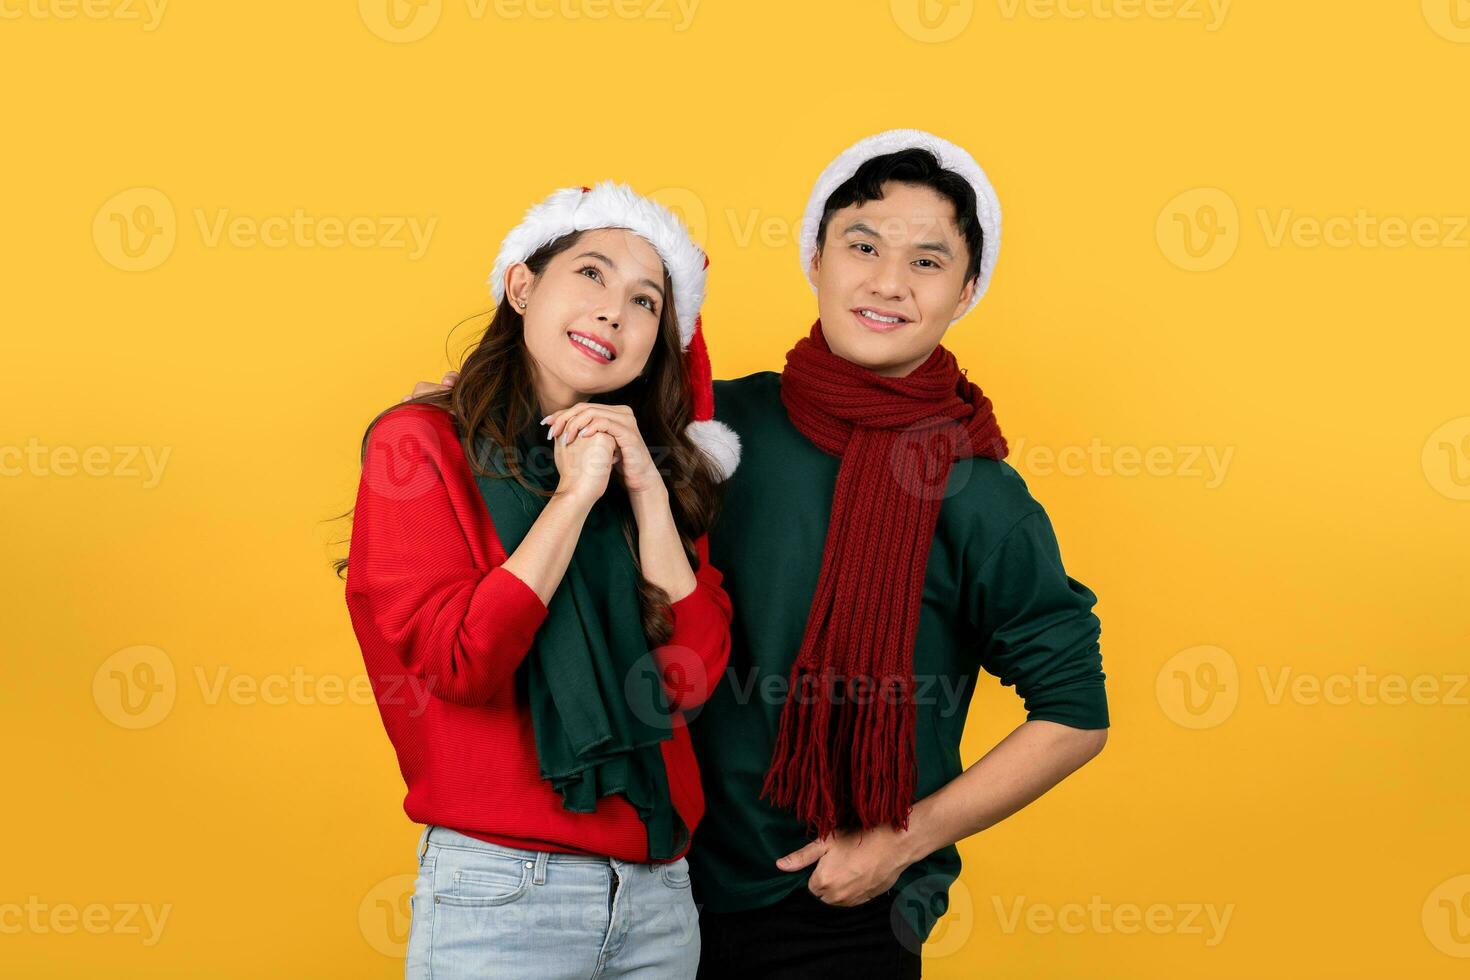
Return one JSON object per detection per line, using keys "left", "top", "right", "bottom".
{"left": 470, "top": 419, "right": 686, "bottom": 859}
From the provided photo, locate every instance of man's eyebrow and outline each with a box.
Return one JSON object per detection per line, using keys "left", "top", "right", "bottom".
{"left": 842, "top": 222, "right": 956, "bottom": 258}
{"left": 572, "top": 250, "right": 664, "bottom": 300}
{"left": 914, "top": 239, "right": 955, "bottom": 258}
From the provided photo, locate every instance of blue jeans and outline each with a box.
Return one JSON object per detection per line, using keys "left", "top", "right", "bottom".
{"left": 406, "top": 825, "right": 701, "bottom": 979}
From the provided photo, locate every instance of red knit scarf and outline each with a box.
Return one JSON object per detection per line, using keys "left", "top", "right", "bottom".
{"left": 760, "top": 319, "right": 1009, "bottom": 838}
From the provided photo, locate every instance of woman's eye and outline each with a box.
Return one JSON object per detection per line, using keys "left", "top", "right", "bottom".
{"left": 635, "top": 296, "right": 657, "bottom": 313}
{"left": 578, "top": 265, "right": 602, "bottom": 282}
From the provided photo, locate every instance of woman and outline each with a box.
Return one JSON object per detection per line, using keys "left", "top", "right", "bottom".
{"left": 339, "top": 181, "right": 741, "bottom": 978}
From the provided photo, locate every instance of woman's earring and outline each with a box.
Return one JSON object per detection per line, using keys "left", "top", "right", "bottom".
{"left": 517, "top": 300, "right": 527, "bottom": 309}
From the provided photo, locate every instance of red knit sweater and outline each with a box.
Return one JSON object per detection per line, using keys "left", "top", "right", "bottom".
{"left": 344, "top": 404, "right": 733, "bottom": 862}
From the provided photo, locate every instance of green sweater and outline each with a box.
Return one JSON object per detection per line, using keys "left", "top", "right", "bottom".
{"left": 688, "top": 371, "right": 1110, "bottom": 945}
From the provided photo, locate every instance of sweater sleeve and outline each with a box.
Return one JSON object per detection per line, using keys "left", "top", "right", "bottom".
{"left": 971, "top": 509, "right": 1110, "bottom": 730}
{"left": 344, "top": 407, "right": 549, "bottom": 707}
{"left": 655, "top": 534, "right": 733, "bottom": 713}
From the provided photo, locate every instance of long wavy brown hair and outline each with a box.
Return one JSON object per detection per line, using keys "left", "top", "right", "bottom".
{"left": 332, "top": 229, "right": 721, "bottom": 646}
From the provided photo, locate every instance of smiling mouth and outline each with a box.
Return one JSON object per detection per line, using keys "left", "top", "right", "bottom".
{"left": 567, "top": 331, "right": 617, "bottom": 363}
{"left": 852, "top": 308, "right": 912, "bottom": 331}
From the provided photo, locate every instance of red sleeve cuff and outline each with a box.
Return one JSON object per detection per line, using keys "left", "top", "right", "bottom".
{"left": 668, "top": 582, "right": 717, "bottom": 621}
{"left": 468, "top": 565, "right": 550, "bottom": 652}
{"left": 667, "top": 580, "right": 731, "bottom": 653}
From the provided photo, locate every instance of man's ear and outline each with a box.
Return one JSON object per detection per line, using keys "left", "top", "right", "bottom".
{"left": 808, "top": 242, "right": 823, "bottom": 282}
{"left": 949, "top": 275, "right": 978, "bottom": 324}
{"left": 504, "top": 262, "right": 535, "bottom": 309}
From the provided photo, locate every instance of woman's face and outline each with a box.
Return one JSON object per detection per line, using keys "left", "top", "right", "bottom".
{"left": 509, "top": 227, "right": 668, "bottom": 400}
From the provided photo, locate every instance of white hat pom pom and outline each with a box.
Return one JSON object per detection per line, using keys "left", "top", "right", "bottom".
{"left": 686, "top": 419, "right": 742, "bottom": 482}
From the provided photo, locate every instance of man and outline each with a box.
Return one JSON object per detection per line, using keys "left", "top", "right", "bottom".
{"left": 409, "top": 129, "right": 1109, "bottom": 979}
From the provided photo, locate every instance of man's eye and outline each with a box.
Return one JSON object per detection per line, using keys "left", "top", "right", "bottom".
{"left": 852, "top": 242, "right": 876, "bottom": 255}
{"left": 915, "top": 258, "right": 940, "bottom": 269}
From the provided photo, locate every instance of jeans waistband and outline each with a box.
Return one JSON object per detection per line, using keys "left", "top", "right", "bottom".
{"left": 421, "top": 825, "right": 656, "bottom": 867}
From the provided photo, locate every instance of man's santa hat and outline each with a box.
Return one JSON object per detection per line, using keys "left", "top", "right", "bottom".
{"left": 798, "top": 128, "right": 1003, "bottom": 319}
{"left": 488, "top": 180, "right": 740, "bottom": 480}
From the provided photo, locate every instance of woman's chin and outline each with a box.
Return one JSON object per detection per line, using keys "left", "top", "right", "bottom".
{"left": 550, "top": 357, "right": 628, "bottom": 395}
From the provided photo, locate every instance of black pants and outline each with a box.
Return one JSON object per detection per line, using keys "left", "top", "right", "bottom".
{"left": 696, "top": 884, "right": 923, "bottom": 980}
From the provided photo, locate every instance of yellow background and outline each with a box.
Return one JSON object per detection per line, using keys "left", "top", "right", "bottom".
{"left": 3, "top": 1, "right": 1467, "bottom": 976}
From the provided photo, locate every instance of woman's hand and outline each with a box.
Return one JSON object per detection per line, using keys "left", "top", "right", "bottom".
{"left": 545, "top": 403, "right": 665, "bottom": 500}
{"left": 547, "top": 404, "right": 697, "bottom": 606}
{"left": 402, "top": 371, "right": 458, "bottom": 402}
{"left": 552, "top": 425, "right": 618, "bottom": 507}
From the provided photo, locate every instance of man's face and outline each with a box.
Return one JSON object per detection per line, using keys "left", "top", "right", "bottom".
{"left": 809, "top": 181, "right": 977, "bottom": 377}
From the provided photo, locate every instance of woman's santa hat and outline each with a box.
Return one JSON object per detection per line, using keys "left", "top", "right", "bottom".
{"left": 487, "top": 180, "right": 740, "bottom": 480}
{"left": 798, "top": 128, "right": 1003, "bottom": 319}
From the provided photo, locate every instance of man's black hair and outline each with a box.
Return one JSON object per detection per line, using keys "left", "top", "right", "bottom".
{"left": 814, "top": 148, "right": 984, "bottom": 287}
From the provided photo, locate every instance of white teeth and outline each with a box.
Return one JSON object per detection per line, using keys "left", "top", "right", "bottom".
{"left": 860, "top": 309, "right": 904, "bottom": 324}
{"left": 570, "top": 334, "right": 613, "bottom": 360}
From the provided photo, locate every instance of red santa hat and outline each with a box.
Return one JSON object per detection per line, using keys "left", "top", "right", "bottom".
{"left": 488, "top": 180, "right": 740, "bottom": 480}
